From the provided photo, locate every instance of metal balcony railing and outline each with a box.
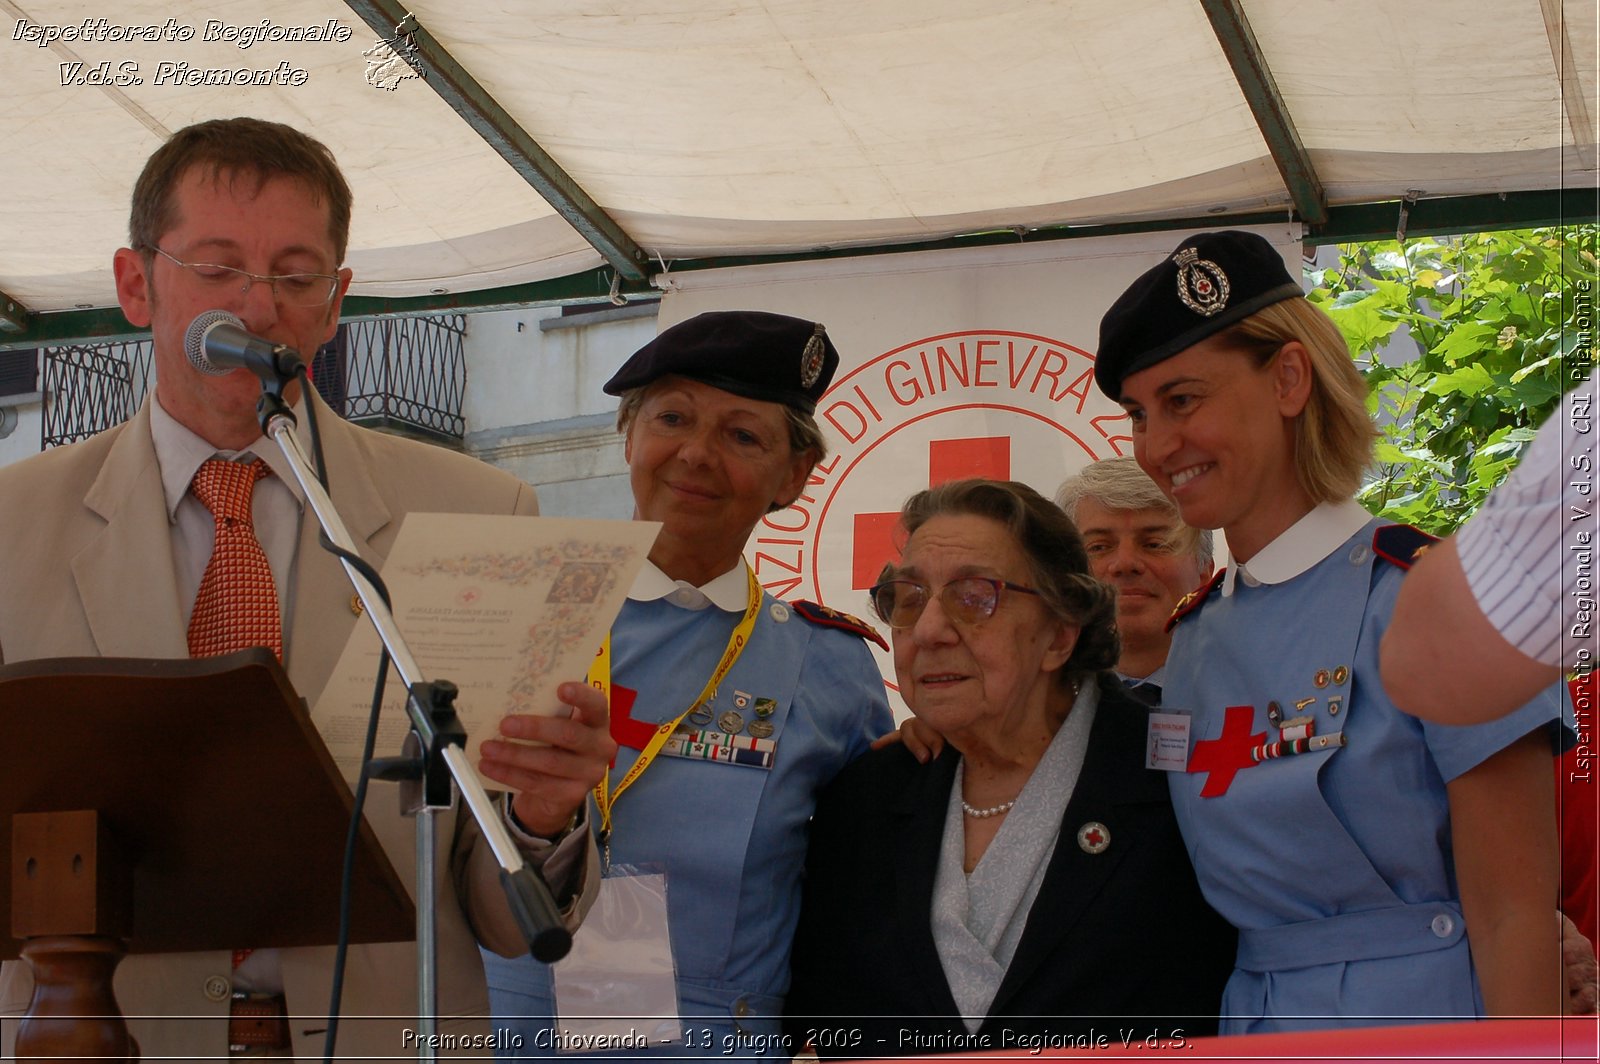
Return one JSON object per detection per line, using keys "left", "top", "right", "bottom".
{"left": 336, "top": 315, "right": 467, "bottom": 442}
{"left": 37, "top": 314, "right": 468, "bottom": 449}
{"left": 41, "top": 340, "right": 154, "bottom": 448}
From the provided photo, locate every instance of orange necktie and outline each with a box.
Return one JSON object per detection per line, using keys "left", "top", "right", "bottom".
{"left": 187, "top": 458, "right": 283, "bottom": 661}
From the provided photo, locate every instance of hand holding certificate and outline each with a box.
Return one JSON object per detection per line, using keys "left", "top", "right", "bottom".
{"left": 312, "top": 513, "right": 659, "bottom": 798}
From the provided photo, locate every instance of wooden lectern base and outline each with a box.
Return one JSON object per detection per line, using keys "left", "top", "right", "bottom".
{"left": 15, "top": 935, "right": 139, "bottom": 1062}
{"left": 3, "top": 654, "right": 414, "bottom": 1059}
{"left": 10, "top": 810, "right": 136, "bottom": 1060}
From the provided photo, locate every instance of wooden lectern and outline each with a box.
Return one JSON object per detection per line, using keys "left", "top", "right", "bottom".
{"left": 2, "top": 650, "right": 414, "bottom": 1061}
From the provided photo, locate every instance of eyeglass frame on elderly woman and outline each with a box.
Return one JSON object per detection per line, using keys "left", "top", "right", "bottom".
{"left": 143, "top": 244, "right": 342, "bottom": 307}
{"left": 869, "top": 576, "right": 1042, "bottom": 629}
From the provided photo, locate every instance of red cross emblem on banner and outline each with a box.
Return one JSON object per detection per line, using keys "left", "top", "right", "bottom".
{"left": 850, "top": 436, "right": 1012, "bottom": 588}
{"left": 1188, "top": 705, "right": 1265, "bottom": 797}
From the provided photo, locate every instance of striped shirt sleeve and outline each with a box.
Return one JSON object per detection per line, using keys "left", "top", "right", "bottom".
{"left": 1456, "top": 399, "right": 1595, "bottom": 669}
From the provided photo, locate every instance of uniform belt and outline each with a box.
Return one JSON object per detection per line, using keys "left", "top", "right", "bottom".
{"left": 229, "top": 991, "right": 291, "bottom": 1053}
{"left": 1234, "top": 901, "right": 1466, "bottom": 972}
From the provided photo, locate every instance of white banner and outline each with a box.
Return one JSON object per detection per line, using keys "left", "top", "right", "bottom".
{"left": 657, "top": 223, "right": 1301, "bottom": 710}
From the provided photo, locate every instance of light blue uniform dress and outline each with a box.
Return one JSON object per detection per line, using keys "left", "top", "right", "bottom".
{"left": 484, "top": 562, "right": 892, "bottom": 1058}
{"left": 1163, "top": 501, "right": 1570, "bottom": 1034}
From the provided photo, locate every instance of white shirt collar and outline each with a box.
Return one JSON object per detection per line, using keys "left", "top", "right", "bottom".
{"left": 148, "top": 393, "right": 306, "bottom": 521}
{"left": 627, "top": 558, "right": 751, "bottom": 612}
{"left": 1221, "top": 499, "right": 1372, "bottom": 597}
{"left": 1116, "top": 664, "right": 1166, "bottom": 687}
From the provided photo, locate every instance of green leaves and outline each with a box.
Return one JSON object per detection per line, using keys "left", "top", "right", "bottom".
{"left": 1330, "top": 298, "right": 1403, "bottom": 354}
{"left": 1430, "top": 323, "right": 1499, "bottom": 365}
{"left": 1422, "top": 363, "right": 1494, "bottom": 397}
{"left": 1319, "top": 225, "right": 1595, "bottom": 535}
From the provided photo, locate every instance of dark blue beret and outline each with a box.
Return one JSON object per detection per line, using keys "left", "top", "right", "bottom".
{"left": 603, "top": 310, "right": 840, "bottom": 413}
{"left": 1094, "top": 230, "right": 1303, "bottom": 398}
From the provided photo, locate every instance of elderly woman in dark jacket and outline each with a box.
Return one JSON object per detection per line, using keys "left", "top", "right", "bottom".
{"left": 785, "top": 479, "right": 1232, "bottom": 1057}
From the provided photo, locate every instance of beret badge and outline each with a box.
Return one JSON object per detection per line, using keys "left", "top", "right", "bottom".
{"left": 799, "top": 323, "right": 828, "bottom": 390}
{"left": 1173, "top": 246, "right": 1231, "bottom": 318}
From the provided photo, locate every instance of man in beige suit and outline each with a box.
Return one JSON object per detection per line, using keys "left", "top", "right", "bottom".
{"left": 0, "top": 117, "right": 610, "bottom": 1060}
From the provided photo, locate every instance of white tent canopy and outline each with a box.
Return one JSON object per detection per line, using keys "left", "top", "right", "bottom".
{"left": 1, "top": 0, "right": 1594, "bottom": 342}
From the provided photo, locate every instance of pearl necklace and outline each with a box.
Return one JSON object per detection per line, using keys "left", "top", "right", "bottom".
{"left": 961, "top": 796, "right": 1017, "bottom": 818}
{"left": 960, "top": 684, "right": 1074, "bottom": 820}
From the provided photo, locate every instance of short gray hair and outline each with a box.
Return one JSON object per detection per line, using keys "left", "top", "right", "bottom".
{"left": 1055, "top": 456, "right": 1213, "bottom": 568}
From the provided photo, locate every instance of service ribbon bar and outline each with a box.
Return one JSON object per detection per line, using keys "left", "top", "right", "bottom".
{"left": 663, "top": 737, "right": 774, "bottom": 769}
{"left": 674, "top": 727, "right": 777, "bottom": 753}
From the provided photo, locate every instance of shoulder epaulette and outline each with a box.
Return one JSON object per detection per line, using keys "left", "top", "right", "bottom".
{"left": 1372, "top": 524, "right": 1438, "bottom": 571}
{"left": 792, "top": 600, "right": 890, "bottom": 651}
{"left": 1164, "top": 570, "right": 1226, "bottom": 633}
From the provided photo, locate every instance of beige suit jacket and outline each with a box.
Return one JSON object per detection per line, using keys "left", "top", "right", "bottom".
{"left": 0, "top": 392, "right": 581, "bottom": 1060}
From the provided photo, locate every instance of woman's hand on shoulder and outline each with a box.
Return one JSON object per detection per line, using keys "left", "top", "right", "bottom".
{"left": 870, "top": 716, "right": 946, "bottom": 763}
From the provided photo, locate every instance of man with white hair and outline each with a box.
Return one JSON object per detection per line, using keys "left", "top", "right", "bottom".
{"left": 1054, "top": 456, "right": 1214, "bottom": 698}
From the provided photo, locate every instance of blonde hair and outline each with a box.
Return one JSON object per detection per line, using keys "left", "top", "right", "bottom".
{"left": 1221, "top": 299, "right": 1376, "bottom": 503}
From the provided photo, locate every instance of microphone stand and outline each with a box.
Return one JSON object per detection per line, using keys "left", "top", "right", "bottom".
{"left": 255, "top": 377, "right": 571, "bottom": 1060}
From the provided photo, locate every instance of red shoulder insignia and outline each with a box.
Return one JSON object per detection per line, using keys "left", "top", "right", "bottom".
{"left": 1165, "top": 570, "right": 1225, "bottom": 633}
{"left": 1372, "top": 524, "right": 1438, "bottom": 571}
{"left": 791, "top": 600, "right": 890, "bottom": 651}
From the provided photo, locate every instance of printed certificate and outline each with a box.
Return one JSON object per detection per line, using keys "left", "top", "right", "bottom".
{"left": 311, "top": 513, "right": 658, "bottom": 787}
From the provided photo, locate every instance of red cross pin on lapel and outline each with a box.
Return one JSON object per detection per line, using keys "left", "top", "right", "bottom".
{"left": 1077, "top": 821, "right": 1110, "bottom": 855}
{"left": 1188, "top": 705, "right": 1266, "bottom": 797}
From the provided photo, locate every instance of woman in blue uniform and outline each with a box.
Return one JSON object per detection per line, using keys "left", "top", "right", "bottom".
{"left": 480, "top": 311, "right": 893, "bottom": 1057}
{"left": 1096, "top": 231, "right": 1567, "bottom": 1031}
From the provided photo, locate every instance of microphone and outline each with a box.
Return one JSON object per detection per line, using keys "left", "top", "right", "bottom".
{"left": 184, "top": 310, "right": 305, "bottom": 380}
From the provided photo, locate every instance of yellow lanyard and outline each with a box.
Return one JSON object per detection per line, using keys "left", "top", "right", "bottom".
{"left": 588, "top": 563, "right": 762, "bottom": 847}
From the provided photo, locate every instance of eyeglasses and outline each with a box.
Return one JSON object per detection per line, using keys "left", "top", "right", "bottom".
{"left": 869, "top": 577, "right": 1042, "bottom": 629}
{"left": 146, "top": 245, "right": 341, "bottom": 307}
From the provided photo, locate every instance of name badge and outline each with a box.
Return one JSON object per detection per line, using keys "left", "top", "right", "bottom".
{"left": 1145, "top": 710, "right": 1192, "bottom": 771}
{"left": 554, "top": 869, "right": 681, "bottom": 1050}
